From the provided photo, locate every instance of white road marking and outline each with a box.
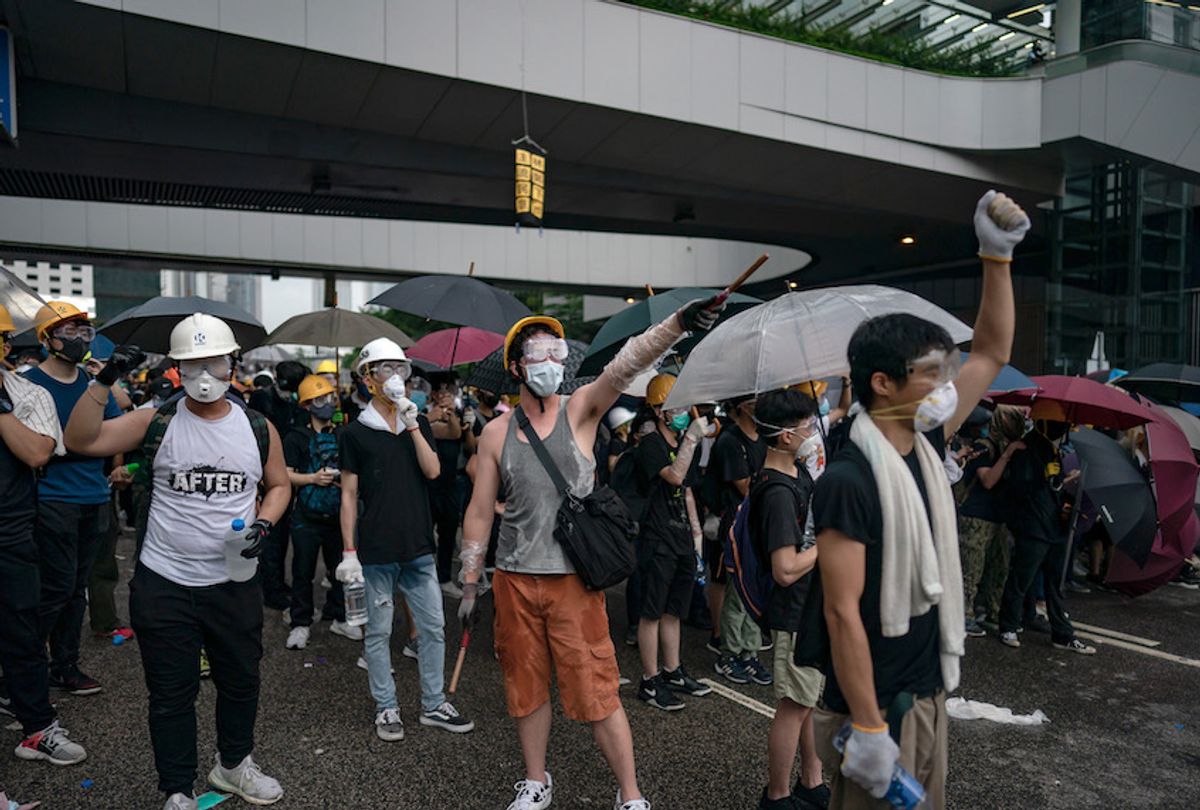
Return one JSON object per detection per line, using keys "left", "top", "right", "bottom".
{"left": 1074, "top": 632, "right": 1200, "bottom": 668}
{"left": 698, "top": 678, "right": 776, "bottom": 719}
{"left": 1071, "top": 622, "right": 1161, "bottom": 648}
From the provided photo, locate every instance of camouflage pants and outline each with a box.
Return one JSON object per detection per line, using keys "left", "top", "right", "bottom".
{"left": 958, "top": 515, "right": 1009, "bottom": 621}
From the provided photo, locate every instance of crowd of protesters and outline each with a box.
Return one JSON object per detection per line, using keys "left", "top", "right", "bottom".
{"left": 2, "top": 190, "right": 1199, "bottom": 810}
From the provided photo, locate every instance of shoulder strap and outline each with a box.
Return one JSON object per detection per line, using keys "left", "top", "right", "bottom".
{"left": 514, "top": 406, "right": 571, "bottom": 496}
{"left": 245, "top": 407, "right": 271, "bottom": 467}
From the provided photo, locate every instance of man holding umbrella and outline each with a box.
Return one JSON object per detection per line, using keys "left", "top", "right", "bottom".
{"left": 63, "top": 314, "right": 290, "bottom": 809}
{"left": 459, "top": 296, "right": 724, "bottom": 810}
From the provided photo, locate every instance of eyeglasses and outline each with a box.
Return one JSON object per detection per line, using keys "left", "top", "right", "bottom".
{"left": 370, "top": 361, "right": 411, "bottom": 381}
{"left": 308, "top": 393, "right": 337, "bottom": 408}
{"left": 178, "top": 356, "right": 233, "bottom": 378}
{"left": 522, "top": 337, "right": 569, "bottom": 364}
{"left": 52, "top": 322, "right": 96, "bottom": 341}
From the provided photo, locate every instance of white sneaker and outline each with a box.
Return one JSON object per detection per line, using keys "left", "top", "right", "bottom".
{"left": 14, "top": 720, "right": 88, "bottom": 765}
{"left": 285, "top": 626, "right": 309, "bottom": 650}
{"left": 506, "top": 771, "right": 553, "bottom": 810}
{"left": 402, "top": 637, "right": 420, "bottom": 660}
{"left": 329, "top": 620, "right": 364, "bottom": 642}
{"left": 615, "top": 790, "right": 651, "bottom": 810}
{"left": 207, "top": 753, "right": 283, "bottom": 805}
{"left": 375, "top": 707, "right": 405, "bottom": 742}
{"left": 281, "top": 611, "right": 291, "bottom": 627}
{"left": 440, "top": 581, "right": 464, "bottom": 599}
{"left": 356, "top": 655, "right": 394, "bottom": 674}
{"left": 163, "top": 793, "right": 198, "bottom": 810}
{"left": 1000, "top": 631, "right": 1020, "bottom": 649}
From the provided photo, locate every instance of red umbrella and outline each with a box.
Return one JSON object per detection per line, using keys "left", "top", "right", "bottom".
{"left": 1106, "top": 399, "right": 1200, "bottom": 595}
{"left": 992, "top": 375, "right": 1155, "bottom": 431}
{"left": 406, "top": 327, "right": 504, "bottom": 368}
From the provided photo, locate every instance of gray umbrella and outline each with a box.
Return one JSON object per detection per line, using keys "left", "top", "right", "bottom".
{"left": 367, "top": 275, "right": 531, "bottom": 335}
{"left": 99, "top": 296, "right": 266, "bottom": 354}
{"left": 465, "top": 340, "right": 594, "bottom": 396}
{"left": 263, "top": 307, "right": 414, "bottom": 349}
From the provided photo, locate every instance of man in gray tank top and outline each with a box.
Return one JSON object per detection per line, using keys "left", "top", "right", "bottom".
{"left": 460, "top": 297, "right": 725, "bottom": 810}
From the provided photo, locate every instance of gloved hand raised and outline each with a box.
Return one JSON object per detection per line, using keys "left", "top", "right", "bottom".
{"left": 974, "top": 190, "right": 1030, "bottom": 262}
{"left": 97, "top": 345, "right": 145, "bottom": 387}
{"left": 676, "top": 295, "right": 726, "bottom": 333}
{"left": 336, "top": 550, "right": 364, "bottom": 584}
{"left": 239, "top": 519, "right": 273, "bottom": 559}
{"left": 685, "top": 415, "right": 713, "bottom": 443}
{"left": 457, "top": 582, "right": 478, "bottom": 626}
{"left": 840, "top": 723, "right": 900, "bottom": 799}
{"left": 394, "top": 396, "right": 420, "bottom": 431}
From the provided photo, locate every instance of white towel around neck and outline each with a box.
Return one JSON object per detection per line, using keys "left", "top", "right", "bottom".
{"left": 849, "top": 412, "right": 964, "bottom": 693}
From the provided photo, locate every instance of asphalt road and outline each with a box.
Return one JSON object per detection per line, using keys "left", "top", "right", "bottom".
{"left": 4, "top": 530, "right": 1199, "bottom": 809}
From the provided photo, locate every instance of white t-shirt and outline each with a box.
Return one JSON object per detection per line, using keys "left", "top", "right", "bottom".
{"left": 140, "top": 399, "right": 262, "bottom": 586}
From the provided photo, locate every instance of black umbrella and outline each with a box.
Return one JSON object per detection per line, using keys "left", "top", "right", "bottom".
{"left": 367, "top": 275, "right": 531, "bottom": 335}
{"left": 465, "top": 339, "right": 594, "bottom": 396}
{"left": 1116, "top": 363, "right": 1200, "bottom": 405}
{"left": 1070, "top": 428, "right": 1159, "bottom": 569}
{"left": 99, "top": 296, "right": 266, "bottom": 354}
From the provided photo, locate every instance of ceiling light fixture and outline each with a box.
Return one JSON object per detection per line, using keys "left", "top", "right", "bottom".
{"left": 624, "top": 297, "right": 635, "bottom": 304}
{"left": 1006, "top": 3, "right": 1046, "bottom": 18}
{"left": 998, "top": 31, "right": 1016, "bottom": 41}
{"left": 900, "top": 235, "right": 916, "bottom": 246}
{"left": 971, "top": 22, "right": 988, "bottom": 33}
{"left": 943, "top": 13, "right": 960, "bottom": 24}
{"left": 881, "top": 0, "right": 895, "bottom": 6}
{"left": 1024, "top": 41, "right": 1035, "bottom": 49}
{"left": 788, "top": 281, "right": 798, "bottom": 289}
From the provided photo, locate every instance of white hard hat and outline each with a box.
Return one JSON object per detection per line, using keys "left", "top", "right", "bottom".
{"left": 169, "top": 313, "right": 241, "bottom": 361}
{"left": 606, "top": 406, "right": 637, "bottom": 431}
{"left": 355, "top": 337, "right": 410, "bottom": 374}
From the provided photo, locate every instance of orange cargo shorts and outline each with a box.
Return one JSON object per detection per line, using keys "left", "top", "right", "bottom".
{"left": 492, "top": 570, "right": 621, "bottom": 723}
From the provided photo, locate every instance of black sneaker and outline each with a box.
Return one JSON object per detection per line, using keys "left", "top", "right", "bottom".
{"left": 1170, "top": 566, "right": 1200, "bottom": 589}
{"left": 741, "top": 654, "right": 773, "bottom": 686}
{"left": 1027, "top": 614, "right": 1052, "bottom": 634}
{"left": 705, "top": 635, "right": 723, "bottom": 655}
{"left": 964, "top": 618, "right": 987, "bottom": 638}
{"left": 713, "top": 655, "right": 750, "bottom": 685}
{"left": 624, "top": 628, "right": 638, "bottom": 647}
{"left": 637, "top": 674, "right": 684, "bottom": 711}
{"left": 663, "top": 665, "right": 712, "bottom": 697}
{"left": 757, "top": 789, "right": 801, "bottom": 810}
{"left": 759, "top": 630, "right": 774, "bottom": 652}
{"left": 793, "top": 781, "right": 831, "bottom": 810}
{"left": 49, "top": 667, "right": 102, "bottom": 696}
{"left": 419, "top": 701, "right": 475, "bottom": 733}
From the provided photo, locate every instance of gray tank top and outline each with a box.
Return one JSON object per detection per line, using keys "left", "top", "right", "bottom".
{"left": 497, "top": 398, "right": 596, "bottom": 575}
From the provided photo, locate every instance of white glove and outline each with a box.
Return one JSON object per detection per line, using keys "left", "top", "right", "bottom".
{"left": 335, "top": 550, "right": 364, "bottom": 584}
{"left": 462, "top": 408, "right": 476, "bottom": 428}
{"left": 974, "top": 189, "right": 1030, "bottom": 261}
{"left": 394, "top": 396, "right": 420, "bottom": 431}
{"left": 685, "top": 415, "right": 712, "bottom": 443}
{"left": 841, "top": 723, "right": 900, "bottom": 799}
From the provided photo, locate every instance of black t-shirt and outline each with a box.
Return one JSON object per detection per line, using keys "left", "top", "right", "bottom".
{"left": 248, "top": 388, "right": 307, "bottom": 435}
{"left": 958, "top": 441, "right": 1004, "bottom": 522}
{"left": 635, "top": 430, "right": 697, "bottom": 556}
{"left": 340, "top": 416, "right": 437, "bottom": 565}
{"left": 1004, "top": 431, "right": 1064, "bottom": 544}
{"left": 0, "top": 423, "right": 36, "bottom": 545}
{"left": 813, "top": 425, "right": 946, "bottom": 714}
{"left": 710, "top": 424, "right": 767, "bottom": 518}
{"left": 752, "top": 464, "right": 815, "bottom": 632}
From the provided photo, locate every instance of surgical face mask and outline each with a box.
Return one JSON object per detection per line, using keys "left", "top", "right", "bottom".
{"left": 524, "top": 360, "right": 564, "bottom": 398}
{"left": 819, "top": 397, "right": 831, "bottom": 417}
{"left": 669, "top": 410, "right": 691, "bottom": 432}
{"left": 409, "top": 389, "right": 429, "bottom": 411}
{"left": 382, "top": 374, "right": 408, "bottom": 403}
{"left": 182, "top": 371, "right": 229, "bottom": 404}
{"left": 912, "top": 381, "right": 958, "bottom": 432}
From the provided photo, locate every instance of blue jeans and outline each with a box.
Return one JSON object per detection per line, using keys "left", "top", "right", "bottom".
{"left": 362, "top": 554, "right": 445, "bottom": 713}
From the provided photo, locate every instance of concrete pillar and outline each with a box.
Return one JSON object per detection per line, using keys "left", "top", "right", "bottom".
{"left": 1056, "top": 0, "right": 1081, "bottom": 57}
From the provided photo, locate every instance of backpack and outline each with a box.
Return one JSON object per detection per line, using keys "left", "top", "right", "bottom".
{"left": 134, "top": 393, "right": 272, "bottom": 546}
{"left": 608, "top": 448, "right": 647, "bottom": 531}
{"left": 722, "top": 472, "right": 799, "bottom": 630}
{"left": 295, "top": 428, "right": 341, "bottom": 521}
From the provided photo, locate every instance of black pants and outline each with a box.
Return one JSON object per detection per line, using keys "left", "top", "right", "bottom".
{"left": 430, "top": 488, "right": 461, "bottom": 584}
{"left": 0, "top": 524, "right": 55, "bottom": 735}
{"left": 130, "top": 564, "right": 264, "bottom": 796}
{"left": 999, "top": 536, "right": 1074, "bottom": 644}
{"left": 35, "top": 500, "right": 106, "bottom": 676}
{"left": 289, "top": 519, "right": 345, "bottom": 627}
{"left": 259, "top": 506, "right": 291, "bottom": 609}
{"left": 87, "top": 498, "right": 123, "bottom": 634}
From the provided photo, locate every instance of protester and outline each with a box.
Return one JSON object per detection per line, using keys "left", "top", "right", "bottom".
{"left": 996, "top": 420, "right": 1096, "bottom": 655}
{"left": 750, "top": 389, "right": 827, "bottom": 810}
{"left": 335, "top": 338, "right": 474, "bottom": 743}
{"left": 314, "top": 359, "right": 339, "bottom": 390}
{"left": 23, "top": 302, "right": 121, "bottom": 697}
{"left": 428, "top": 372, "right": 467, "bottom": 596}
{"left": 283, "top": 375, "right": 358, "bottom": 650}
{"left": 459, "top": 298, "right": 724, "bottom": 810}
{"left": 633, "top": 373, "right": 714, "bottom": 711}
{"left": 812, "top": 190, "right": 1028, "bottom": 809}
{"left": 63, "top": 313, "right": 290, "bottom": 809}
{"left": 0, "top": 305, "right": 88, "bottom": 767}
{"left": 708, "top": 394, "right": 772, "bottom": 686}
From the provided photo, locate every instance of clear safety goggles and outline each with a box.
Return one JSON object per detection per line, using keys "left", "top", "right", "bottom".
{"left": 905, "top": 349, "right": 961, "bottom": 386}
{"left": 178, "top": 356, "right": 233, "bottom": 379}
{"left": 370, "top": 361, "right": 411, "bottom": 381}
{"left": 522, "top": 336, "right": 569, "bottom": 364}
{"left": 307, "top": 393, "right": 337, "bottom": 409}
{"left": 52, "top": 322, "right": 96, "bottom": 341}
{"left": 753, "top": 414, "right": 817, "bottom": 439}
{"left": 663, "top": 407, "right": 688, "bottom": 420}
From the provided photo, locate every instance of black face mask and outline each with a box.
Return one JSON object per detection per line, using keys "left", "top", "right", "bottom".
{"left": 53, "top": 337, "right": 89, "bottom": 364}
{"left": 309, "top": 403, "right": 336, "bottom": 421}
{"left": 479, "top": 391, "right": 500, "bottom": 409}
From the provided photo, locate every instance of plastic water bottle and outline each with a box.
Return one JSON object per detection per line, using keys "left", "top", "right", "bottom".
{"left": 223, "top": 519, "right": 259, "bottom": 583}
{"left": 834, "top": 725, "right": 929, "bottom": 809}
{"left": 344, "top": 580, "right": 368, "bottom": 627}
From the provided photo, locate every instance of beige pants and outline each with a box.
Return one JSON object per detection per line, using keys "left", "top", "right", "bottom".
{"left": 813, "top": 692, "right": 948, "bottom": 810}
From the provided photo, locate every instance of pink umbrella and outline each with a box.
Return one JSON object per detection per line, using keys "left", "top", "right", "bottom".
{"left": 406, "top": 327, "right": 504, "bottom": 369}
{"left": 1106, "top": 398, "right": 1200, "bottom": 595}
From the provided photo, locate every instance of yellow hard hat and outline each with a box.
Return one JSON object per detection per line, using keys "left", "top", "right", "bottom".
{"left": 35, "top": 300, "right": 87, "bottom": 341}
{"left": 315, "top": 359, "right": 338, "bottom": 375}
{"left": 795, "top": 379, "right": 827, "bottom": 399}
{"left": 504, "top": 315, "right": 565, "bottom": 370}
{"left": 0, "top": 304, "right": 13, "bottom": 333}
{"left": 645, "top": 373, "right": 677, "bottom": 407}
{"left": 298, "top": 374, "right": 337, "bottom": 404}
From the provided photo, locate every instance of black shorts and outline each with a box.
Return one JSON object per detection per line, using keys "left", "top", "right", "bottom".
{"left": 639, "top": 546, "right": 695, "bottom": 621}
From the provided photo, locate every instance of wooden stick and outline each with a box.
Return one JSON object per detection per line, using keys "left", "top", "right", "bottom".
{"left": 448, "top": 628, "right": 471, "bottom": 695}
{"left": 468, "top": 261, "right": 476, "bottom": 277}
{"left": 645, "top": 284, "right": 656, "bottom": 297}
{"left": 711, "top": 253, "right": 769, "bottom": 308}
